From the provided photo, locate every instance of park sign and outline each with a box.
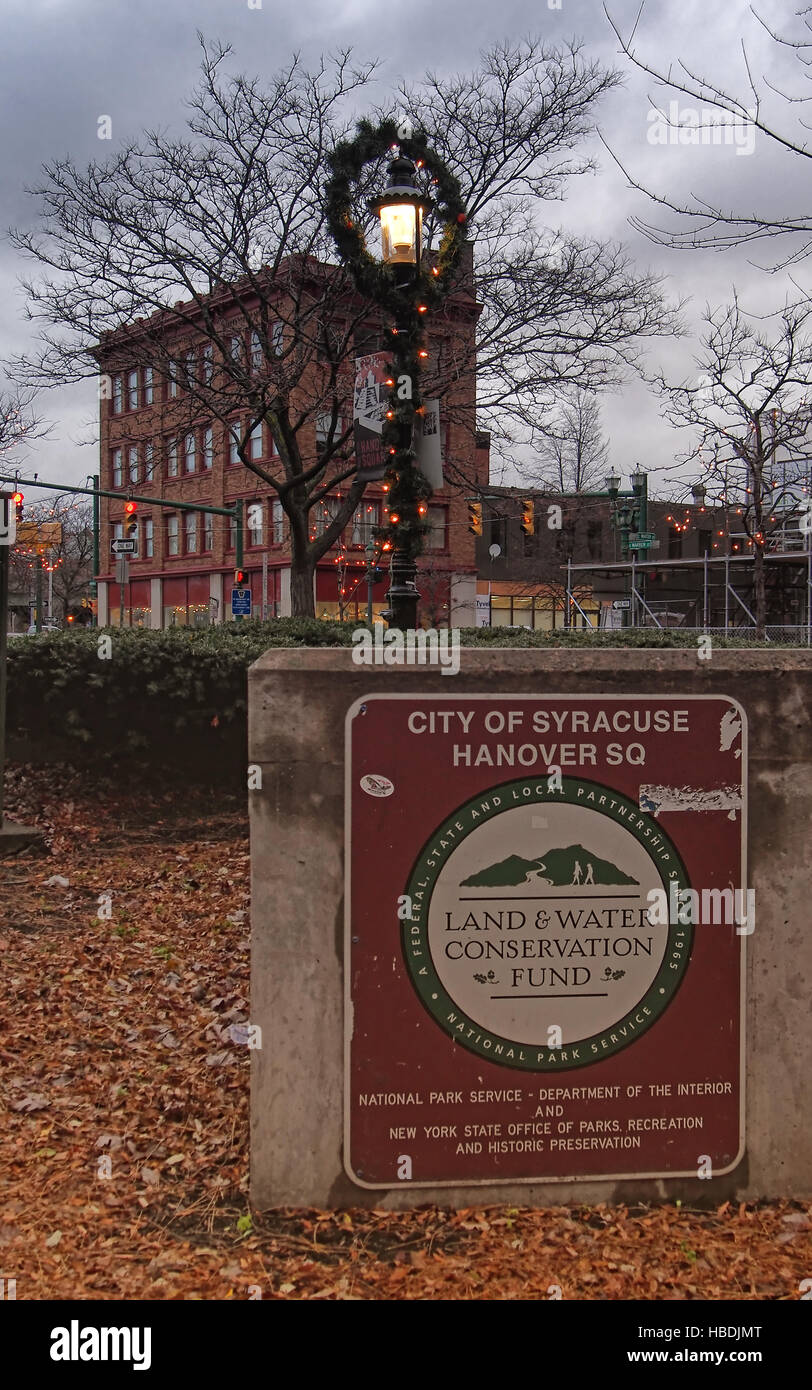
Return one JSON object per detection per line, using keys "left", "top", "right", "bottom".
{"left": 345, "top": 695, "right": 746, "bottom": 1188}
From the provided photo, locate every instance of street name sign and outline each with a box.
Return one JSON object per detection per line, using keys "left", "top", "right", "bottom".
{"left": 346, "top": 695, "right": 746, "bottom": 1188}
{"left": 628, "top": 537, "right": 654, "bottom": 550}
{"left": 111, "top": 538, "right": 137, "bottom": 555}
{"left": 231, "top": 587, "right": 252, "bottom": 617}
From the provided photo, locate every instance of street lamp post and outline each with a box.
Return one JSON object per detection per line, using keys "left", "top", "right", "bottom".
{"left": 607, "top": 471, "right": 649, "bottom": 627}
{"left": 325, "top": 121, "right": 466, "bottom": 631}
{"left": 369, "top": 154, "right": 432, "bottom": 630}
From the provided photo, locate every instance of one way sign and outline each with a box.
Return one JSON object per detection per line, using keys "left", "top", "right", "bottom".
{"left": 111, "top": 538, "right": 137, "bottom": 554}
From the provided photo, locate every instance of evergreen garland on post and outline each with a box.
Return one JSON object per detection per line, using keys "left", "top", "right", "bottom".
{"left": 325, "top": 119, "right": 466, "bottom": 557}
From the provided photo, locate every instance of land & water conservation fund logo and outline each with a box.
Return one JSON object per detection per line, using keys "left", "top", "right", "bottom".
{"left": 402, "top": 776, "right": 692, "bottom": 1071}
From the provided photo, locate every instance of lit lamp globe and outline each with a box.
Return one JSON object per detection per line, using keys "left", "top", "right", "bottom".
{"left": 369, "top": 155, "right": 432, "bottom": 281}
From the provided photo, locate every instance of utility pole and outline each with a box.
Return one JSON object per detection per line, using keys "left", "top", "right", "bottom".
{"left": 90, "top": 472, "right": 100, "bottom": 626}
{"left": 0, "top": 489, "right": 43, "bottom": 852}
{"left": 35, "top": 554, "right": 43, "bottom": 633}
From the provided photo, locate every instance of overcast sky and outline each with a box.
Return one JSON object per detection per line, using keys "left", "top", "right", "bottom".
{"left": 1, "top": 0, "right": 809, "bottom": 500}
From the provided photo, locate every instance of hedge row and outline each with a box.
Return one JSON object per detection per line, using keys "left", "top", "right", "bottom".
{"left": 5, "top": 619, "right": 766, "bottom": 775}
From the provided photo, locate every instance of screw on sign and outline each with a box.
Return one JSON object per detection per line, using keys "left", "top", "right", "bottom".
{"left": 345, "top": 695, "right": 746, "bottom": 1188}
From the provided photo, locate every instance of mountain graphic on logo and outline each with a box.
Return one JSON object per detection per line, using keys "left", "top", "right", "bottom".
{"left": 460, "top": 844, "right": 639, "bottom": 888}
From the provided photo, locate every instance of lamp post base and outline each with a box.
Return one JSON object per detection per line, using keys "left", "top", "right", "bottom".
{"left": 384, "top": 548, "right": 420, "bottom": 630}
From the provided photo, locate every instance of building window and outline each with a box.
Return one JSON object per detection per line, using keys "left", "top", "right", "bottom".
{"left": 250, "top": 330, "right": 263, "bottom": 373}
{"left": 271, "top": 321, "right": 283, "bottom": 357}
{"left": 168, "top": 361, "right": 179, "bottom": 398}
{"left": 587, "top": 521, "right": 602, "bottom": 561}
{"left": 184, "top": 431, "right": 196, "bottom": 473}
{"left": 184, "top": 511, "right": 197, "bottom": 554}
{"left": 425, "top": 505, "right": 447, "bottom": 551}
{"left": 112, "top": 376, "right": 123, "bottom": 414}
{"left": 127, "top": 369, "right": 139, "bottom": 411}
{"left": 203, "top": 511, "right": 213, "bottom": 551}
{"left": 184, "top": 348, "right": 196, "bottom": 387}
{"left": 229, "top": 424, "right": 241, "bottom": 466}
{"left": 698, "top": 528, "right": 712, "bottom": 555}
{"left": 128, "top": 445, "right": 139, "bottom": 485}
{"left": 144, "top": 367, "right": 154, "bottom": 405}
{"left": 144, "top": 516, "right": 154, "bottom": 558}
{"left": 143, "top": 441, "right": 154, "bottom": 481}
{"left": 247, "top": 501, "right": 264, "bottom": 546}
{"left": 227, "top": 513, "right": 237, "bottom": 550}
{"left": 203, "top": 426, "right": 213, "bottom": 469}
{"left": 351, "top": 501, "right": 379, "bottom": 545}
{"left": 668, "top": 527, "right": 683, "bottom": 559}
{"left": 249, "top": 422, "right": 263, "bottom": 461}
{"left": 556, "top": 520, "right": 576, "bottom": 556}
{"left": 167, "top": 439, "right": 179, "bottom": 477}
{"left": 201, "top": 344, "right": 213, "bottom": 385}
{"left": 272, "top": 498, "right": 284, "bottom": 545}
{"left": 229, "top": 333, "right": 243, "bottom": 363}
{"left": 487, "top": 514, "right": 506, "bottom": 554}
{"left": 111, "top": 448, "right": 123, "bottom": 488}
{"left": 167, "top": 514, "right": 179, "bottom": 556}
{"left": 113, "top": 520, "right": 124, "bottom": 541}
{"left": 311, "top": 497, "right": 340, "bottom": 538}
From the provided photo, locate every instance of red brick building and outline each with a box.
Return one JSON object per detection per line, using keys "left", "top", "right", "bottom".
{"left": 95, "top": 254, "right": 487, "bottom": 627}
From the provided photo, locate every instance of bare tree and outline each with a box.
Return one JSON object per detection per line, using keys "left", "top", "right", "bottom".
{"left": 0, "top": 387, "right": 46, "bottom": 470}
{"left": 520, "top": 388, "right": 610, "bottom": 492}
{"left": 398, "top": 41, "right": 681, "bottom": 477}
{"left": 649, "top": 296, "right": 812, "bottom": 635}
{"left": 603, "top": 3, "right": 812, "bottom": 273}
{"left": 8, "top": 495, "right": 94, "bottom": 623}
{"left": 9, "top": 36, "right": 679, "bottom": 616}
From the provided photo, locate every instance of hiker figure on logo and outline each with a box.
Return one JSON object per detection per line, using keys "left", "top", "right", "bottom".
{"left": 571, "top": 860, "right": 595, "bottom": 886}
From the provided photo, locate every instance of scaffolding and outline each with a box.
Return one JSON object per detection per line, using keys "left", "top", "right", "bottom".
{"left": 565, "top": 545, "right": 812, "bottom": 643}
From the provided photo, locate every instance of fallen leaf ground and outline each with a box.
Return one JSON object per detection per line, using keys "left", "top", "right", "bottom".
{"left": 1, "top": 764, "right": 809, "bottom": 1301}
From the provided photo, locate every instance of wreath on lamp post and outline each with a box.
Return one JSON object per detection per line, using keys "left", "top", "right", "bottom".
{"left": 325, "top": 118, "right": 467, "bottom": 557}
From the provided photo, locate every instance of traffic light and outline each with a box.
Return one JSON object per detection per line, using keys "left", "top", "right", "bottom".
{"left": 468, "top": 502, "right": 483, "bottom": 536}
{"left": 124, "top": 499, "right": 137, "bottom": 536}
{"left": 521, "top": 500, "right": 535, "bottom": 536}
{"left": 234, "top": 568, "right": 246, "bottom": 585}
{"left": 12, "top": 490, "right": 23, "bottom": 523}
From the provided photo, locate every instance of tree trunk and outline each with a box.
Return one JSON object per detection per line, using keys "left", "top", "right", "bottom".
{"left": 753, "top": 542, "right": 767, "bottom": 640}
{"left": 289, "top": 559, "right": 316, "bottom": 618}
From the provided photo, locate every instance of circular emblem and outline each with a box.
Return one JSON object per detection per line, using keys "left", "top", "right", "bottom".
{"left": 402, "top": 776, "right": 691, "bottom": 1070}
{"left": 360, "top": 774, "right": 395, "bottom": 798}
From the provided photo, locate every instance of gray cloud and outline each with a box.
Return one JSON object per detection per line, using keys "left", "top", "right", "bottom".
{"left": 1, "top": 0, "right": 808, "bottom": 497}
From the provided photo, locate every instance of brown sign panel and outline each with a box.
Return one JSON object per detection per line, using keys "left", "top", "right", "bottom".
{"left": 345, "top": 695, "right": 746, "bottom": 1188}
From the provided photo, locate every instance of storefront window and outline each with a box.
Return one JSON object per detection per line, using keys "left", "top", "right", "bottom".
{"left": 490, "top": 595, "right": 512, "bottom": 626}
{"left": 512, "top": 597, "right": 532, "bottom": 627}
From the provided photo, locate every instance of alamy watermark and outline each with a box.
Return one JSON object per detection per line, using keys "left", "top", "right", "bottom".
{"left": 352, "top": 625, "right": 460, "bottom": 676}
{"left": 647, "top": 102, "right": 756, "bottom": 157}
{"left": 647, "top": 883, "right": 755, "bottom": 935}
